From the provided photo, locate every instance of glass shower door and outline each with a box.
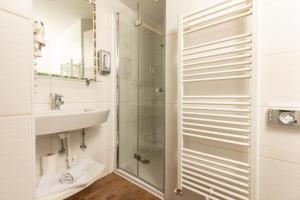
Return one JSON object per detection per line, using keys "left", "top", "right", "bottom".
{"left": 117, "top": 8, "right": 165, "bottom": 192}
{"left": 137, "top": 26, "right": 165, "bottom": 191}
{"left": 118, "top": 12, "right": 139, "bottom": 176}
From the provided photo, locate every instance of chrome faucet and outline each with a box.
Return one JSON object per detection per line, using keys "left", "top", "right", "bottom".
{"left": 50, "top": 93, "right": 64, "bottom": 110}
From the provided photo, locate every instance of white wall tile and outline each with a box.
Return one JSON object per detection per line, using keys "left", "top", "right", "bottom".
{"left": 96, "top": 0, "right": 113, "bottom": 31}
{"left": 34, "top": 77, "right": 51, "bottom": 104}
{"left": 165, "top": 34, "right": 178, "bottom": 69}
{"left": 97, "top": 22, "right": 113, "bottom": 52}
{"left": 34, "top": 103, "right": 51, "bottom": 113}
{"left": 51, "top": 80, "right": 102, "bottom": 103}
{"left": 260, "top": 157, "right": 300, "bottom": 200}
{"left": 0, "top": 115, "right": 33, "bottom": 200}
{"left": 165, "top": 136, "right": 177, "bottom": 174}
{"left": 0, "top": 2, "right": 33, "bottom": 200}
{"left": 260, "top": 52, "right": 300, "bottom": 107}
{"left": 108, "top": 148, "right": 115, "bottom": 173}
{"left": 0, "top": 10, "right": 31, "bottom": 116}
{"left": 260, "top": 0, "right": 300, "bottom": 55}
{"left": 0, "top": 0, "right": 30, "bottom": 18}
{"left": 75, "top": 125, "right": 115, "bottom": 155}
{"left": 165, "top": 103, "right": 177, "bottom": 139}
{"left": 165, "top": 68, "right": 177, "bottom": 104}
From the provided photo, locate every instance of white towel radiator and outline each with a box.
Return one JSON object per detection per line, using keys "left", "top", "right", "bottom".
{"left": 176, "top": 0, "right": 257, "bottom": 199}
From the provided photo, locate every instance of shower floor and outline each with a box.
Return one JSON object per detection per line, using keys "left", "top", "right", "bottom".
{"left": 138, "top": 148, "right": 164, "bottom": 190}
{"left": 65, "top": 173, "right": 160, "bottom": 200}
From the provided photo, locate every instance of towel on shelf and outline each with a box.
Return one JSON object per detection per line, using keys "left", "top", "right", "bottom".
{"left": 36, "top": 171, "right": 88, "bottom": 198}
{"left": 59, "top": 159, "right": 89, "bottom": 184}
{"left": 36, "top": 159, "right": 90, "bottom": 198}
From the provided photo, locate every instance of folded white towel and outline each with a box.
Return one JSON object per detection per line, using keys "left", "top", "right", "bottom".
{"left": 36, "top": 159, "right": 91, "bottom": 198}
{"left": 60, "top": 159, "right": 90, "bottom": 184}
{"left": 36, "top": 171, "right": 88, "bottom": 198}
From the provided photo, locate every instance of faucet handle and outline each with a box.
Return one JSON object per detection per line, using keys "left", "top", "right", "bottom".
{"left": 57, "top": 94, "right": 64, "bottom": 104}
{"left": 50, "top": 93, "right": 64, "bottom": 110}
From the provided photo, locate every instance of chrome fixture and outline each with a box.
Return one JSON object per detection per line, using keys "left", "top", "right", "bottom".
{"left": 57, "top": 133, "right": 66, "bottom": 155}
{"left": 50, "top": 93, "right": 64, "bottom": 110}
{"left": 134, "top": 153, "right": 150, "bottom": 165}
{"left": 175, "top": 188, "right": 183, "bottom": 196}
{"left": 58, "top": 133, "right": 74, "bottom": 168}
{"left": 98, "top": 50, "right": 111, "bottom": 75}
{"left": 155, "top": 88, "right": 163, "bottom": 93}
{"left": 268, "top": 109, "right": 300, "bottom": 127}
{"left": 86, "top": 78, "right": 91, "bottom": 86}
{"left": 135, "top": 19, "right": 142, "bottom": 27}
{"left": 135, "top": 2, "right": 142, "bottom": 27}
{"left": 149, "top": 66, "right": 155, "bottom": 75}
{"left": 80, "top": 129, "right": 87, "bottom": 150}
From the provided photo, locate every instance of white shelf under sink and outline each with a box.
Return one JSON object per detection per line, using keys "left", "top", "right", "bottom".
{"left": 37, "top": 160, "right": 106, "bottom": 200}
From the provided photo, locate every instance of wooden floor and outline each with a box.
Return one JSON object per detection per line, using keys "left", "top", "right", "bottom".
{"left": 65, "top": 173, "right": 161, "bottom": 200}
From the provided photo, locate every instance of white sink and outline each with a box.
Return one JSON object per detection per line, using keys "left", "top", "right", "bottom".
{"left": 35, "top": 109, "right": 110, "bottom": 136}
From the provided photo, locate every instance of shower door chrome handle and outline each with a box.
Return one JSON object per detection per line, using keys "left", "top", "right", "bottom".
{"left": 134, "top": 153, "right": 142, "bottom": 161}
{"left": 155, "top": 88, "right": 164, "bottom": 93}
{"left": 149, "top": 66, "right": 155, "bottom": 74}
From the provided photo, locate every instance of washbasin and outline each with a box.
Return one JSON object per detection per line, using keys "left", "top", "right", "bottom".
{"left": 35, "top": 109, "right": 110, "bottom": 136}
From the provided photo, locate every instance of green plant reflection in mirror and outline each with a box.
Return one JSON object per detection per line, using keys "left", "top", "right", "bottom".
{"left": 33, "top": 0, "right": 96, "bottom": 80}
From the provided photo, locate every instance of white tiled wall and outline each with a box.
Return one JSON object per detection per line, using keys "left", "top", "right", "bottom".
{"left": 259, "top": 0, "right": 300, "bottom": 199}
{"left": 0, "top": 1, "right": 34, "bottom": 200}
{"left": 34, "top": 0, "right": 116, "bottom": 183}
{"left": 0, "top": 0, "right": 30, "bottom": 18}
{"left": 0, "top": 9, "right": 32, "bottom": 116}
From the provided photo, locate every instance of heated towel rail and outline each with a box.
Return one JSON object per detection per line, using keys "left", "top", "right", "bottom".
{"left": 176, "top": 0, "right": 256, "bottom": 199}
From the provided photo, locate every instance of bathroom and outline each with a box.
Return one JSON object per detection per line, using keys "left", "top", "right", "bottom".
{"left": 0, "top": 0, "right": 300, "bottom": 199}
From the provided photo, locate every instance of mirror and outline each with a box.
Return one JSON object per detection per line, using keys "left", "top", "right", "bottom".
{"left": 33, "top": 0, "right": 96, "bottom": 80}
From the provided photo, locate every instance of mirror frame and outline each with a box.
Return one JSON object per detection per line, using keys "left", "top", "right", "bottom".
{"left": 34, "top": 0, "right": 97, "bottom": 81}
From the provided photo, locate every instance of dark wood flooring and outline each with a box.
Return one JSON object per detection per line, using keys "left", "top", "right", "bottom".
{"left": 65, "top": 173, "right": 161, "bottom": 200}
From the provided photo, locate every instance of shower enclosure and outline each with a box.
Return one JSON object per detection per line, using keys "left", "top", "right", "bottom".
{"left": 116, "top": 0, "right": 165, "bottom": 192}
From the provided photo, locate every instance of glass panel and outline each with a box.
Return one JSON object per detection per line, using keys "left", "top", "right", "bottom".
{"left": 118, "top": 11, "right": 139, "bottom": 176}
{"left": 138, "top": 26, "right": 165, "bottom": 191}
{"left": 117, "top": 0, "right": 165, "bottom": 192}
